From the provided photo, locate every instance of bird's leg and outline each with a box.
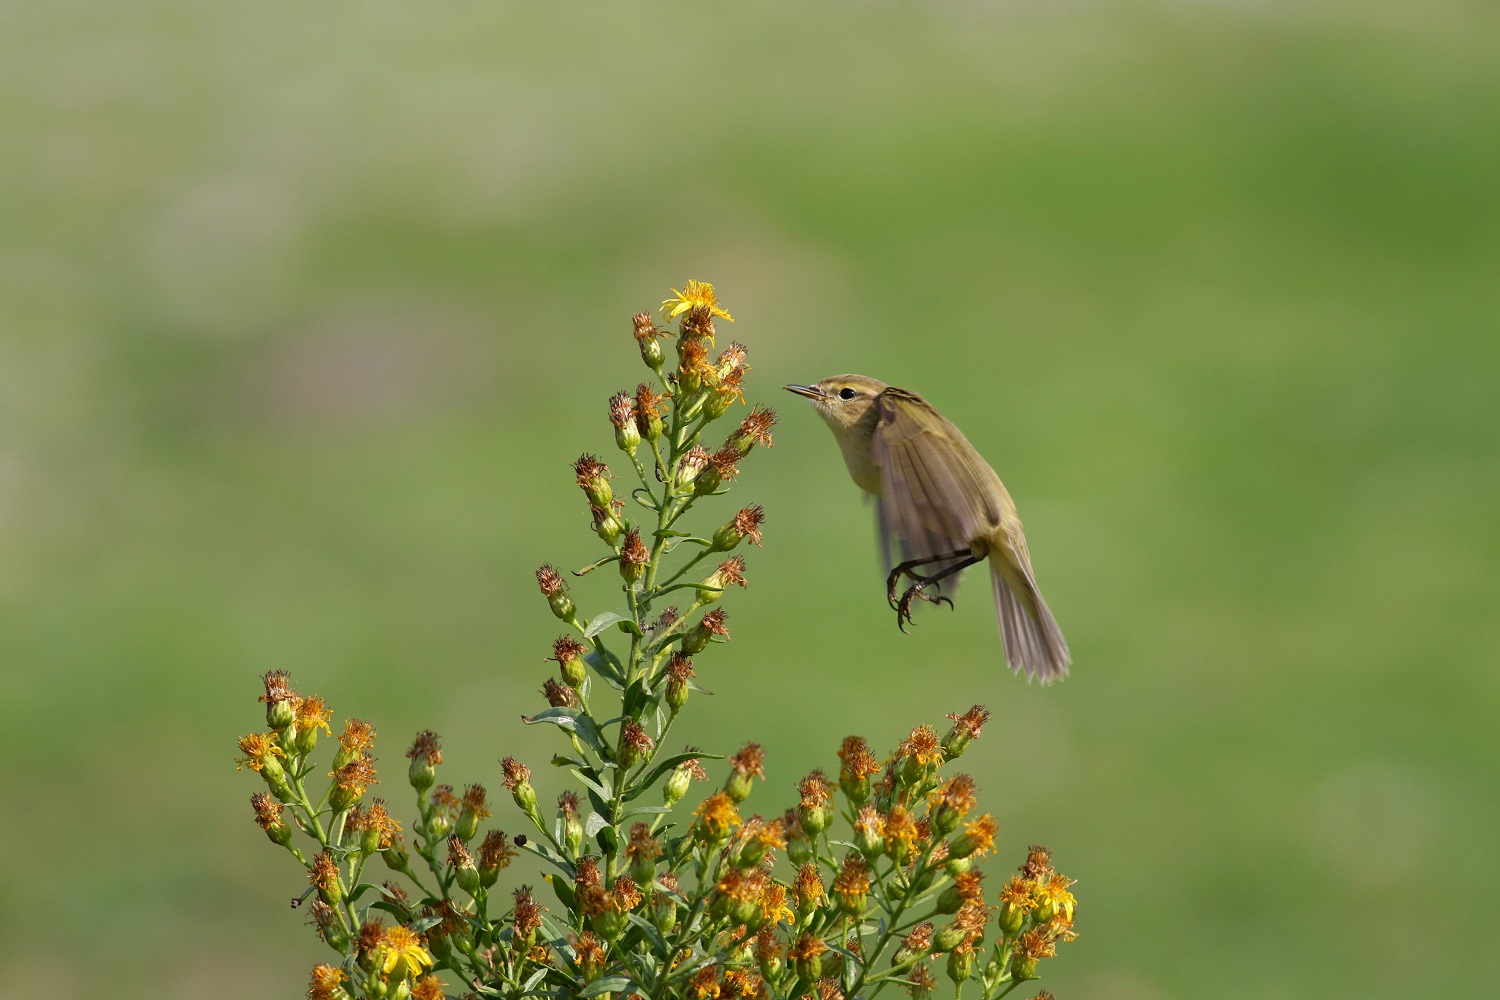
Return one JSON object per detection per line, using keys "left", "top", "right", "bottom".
{"left": 895, "top": 555, "right": 982, "bottom": 633}
{"left": 886, "top": 549, "right": 975, "bottom": 609}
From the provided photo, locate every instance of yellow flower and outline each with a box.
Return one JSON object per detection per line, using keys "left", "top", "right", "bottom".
{"left": 235, "top": 732, "right": 286, "bottom": 771}
{"left": 307, "top": 963, "right": 347, "bottom": 1000}
{"left": 379, "top": 925, "right": 435, "bottom": 980}
{"left": 1035, "top": 873, "right": 1077, "bottom": 922}
{"left": 661, "top": 279, "right": 733, "bottom": 323}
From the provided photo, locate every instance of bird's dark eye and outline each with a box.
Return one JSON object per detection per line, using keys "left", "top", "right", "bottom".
{"left": 838, "top": 387, "right": 857, "bottom": 400}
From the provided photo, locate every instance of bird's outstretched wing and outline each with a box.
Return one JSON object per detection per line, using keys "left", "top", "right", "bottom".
{"left": 871, "top": 388, "right": 1003, "bottom": 594}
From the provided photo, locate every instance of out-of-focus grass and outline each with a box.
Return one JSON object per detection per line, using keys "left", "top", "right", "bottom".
{"left": 2, "top": 2, "right": 1497, "bottom": 997}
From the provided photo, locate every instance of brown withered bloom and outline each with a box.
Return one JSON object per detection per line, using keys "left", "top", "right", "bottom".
{"left": 1021, "top": 844, "right": 1054, "bottom": 883}
{"left": 550, "top": 635, "right": 587, "bottom": 665}
{"left": 730, "top": 742, "right": 765, "bottom": 779}
{"left": 332, "top": 757, "right": 378, "bottom": 796}
{"left": 306, "top": 900, "right": 340, "bottom": 943}
{"left": 1015, "top": 926, "right": 1057, "bottom": 962}
{"left": 700, "top": 607, "right": 730, "bottom": 637}
{"left": 626, "top": 822, "right": 661, "bottom": 862}
{"left": 480, "top": 829, "right": 519, "bottom": 871}
{"left": 907, "top": 964, "right": 937, "bottom": 997}
{"left": 447, "top": 835, "right": 474, "bottom": 870}
{"left": 953, "top": 899, "right": 992, "bottom": 943}
{"left": 250, "top": 792, "right": 283, "bottom": 831}
{"left": 621, "top": 529, "right": 649, "bottom": 569}
{"left": 309, "top": 851, "right": 340, "bottom": 892}
{"left": 500, "top": 757, "right": 531, "bottom": 791}
{"left": 259, "top": 669, "right": 298, "bottom": 706}
{"left": 621, "top": 718, "right": 654, "bottom": 758}
{"left": 708, "top": 444, "right": 741, "bottom": 481}
{"left": 952, "top": 871, "right": 986, "bottom": 906}
{"left": 680, "top": 749, "right": 710, "bottom": 782}
{"left": 573, "top": 453, "right": 612, "bottom": 489}
{"left": 635, "top": 382, "right": 666, "bottom": 425}
{"left": 406, "top": 729, "right": 443, "bottom": 766}
{"left": 666, "top": 651, "right": 695, "bottom": 683}
{"left": 633, "top": 311, "right": 667, "bottom": 343}
{"left": 853, "top": 802, "right": 884, "bottom": 842}
{"left": 930, "top": 773, "right": 978, "bottom": 817}
{"left": 946, "top": 705, "right": 990, "bottom": 739}
{"left": 511, "top": 886, "right": 543, "bottom": 942}
{"left": 833, "top": 853, "right": 871, "bottom": 905}
{"left": 430, "top": 784, "right": 461, "bottom": 814}
{"left": 381, "top": 881, "right": 411, "bottom": 908}
{"left": 575, "top": 855, "right": 602, "bottom": 889}
{"left": 410, "top": 977, "right": 444, "bottom": 1000}
{"left": 904, "top": 921, "right": 935, "bottom": 953}
{"left": 816, "top": 979, "right": 844, "bottom": 1000}
{"left": 356, "top": 917, "right": 386, "bottom": 959}
{"left": 732, "top": 504, "right": 765, "bottom": 546}
{"left": 558, "top": 790, "right": 582, "bottom": 819}
{"left": 678, "top": 337, "right": 713, "bottom": 383}
{"left": 755, "top": 925, "right": 782, "bottom": 962}
{"left": 535, "top": 564, "right": 566, "bottom": 597}
{"left": 339, "top": 718, "right": 376, "bottom": 757}
{"left": 722, "top": 967, "right": 762, "bottom": 998}
{"left": 461, "top": 784, "right": 490, "bottom": 819}
{"left": 838, "top": 736, "right": 881, "bottom": 783}
{"left": 542, "top": 677, "right": 578, "bottom": 708}
{"left": 717, "top": 341, "right": 749, "bottom": 376}
{"left": 799, "top": 770, "right": 834, "bottom": 809}
{"left": 608, "top": 391, "right": 636, "bottom": 429}
{"left": 733, "top": 405, "right": 777, "bottom": 449}
{"left": 714, "top": 555, "right": 748, "bottom": 588}
{"left": 653, "top": 605, "right": 680, "bottom": 631}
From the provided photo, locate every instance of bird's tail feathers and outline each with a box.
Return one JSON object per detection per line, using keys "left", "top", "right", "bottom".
{"left": 990, "top": 559, "right": 1071, "bottom": 684}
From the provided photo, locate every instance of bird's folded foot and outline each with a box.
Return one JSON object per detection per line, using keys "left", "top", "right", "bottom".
{"left": 895, "top": 583, "right": 954, "bottom": 632}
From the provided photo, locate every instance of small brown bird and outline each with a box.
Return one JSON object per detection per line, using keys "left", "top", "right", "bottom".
{"left": 786, "top": 375, "right": 1070, "bottom": 683}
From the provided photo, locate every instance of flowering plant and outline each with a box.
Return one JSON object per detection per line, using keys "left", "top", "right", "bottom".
{"left": 236, "top": 281, "right": 1079, "bottom": 1000}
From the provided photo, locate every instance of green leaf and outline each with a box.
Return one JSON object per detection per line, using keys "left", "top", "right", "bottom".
{"left": 583, "top": 612, "right": 627, "bottom": 637}
{"left": 624, "top": 750, "right": 726, "bottom": 801}
{"left": 523, "top": 707, "right": 610, "bottom": 757}
{"left": 580, "top": 977, "right": 633, "bottom": 997}
{"left": 585, "top": 650, "right": 626, "bottom": 689}
{"left": 621, "top": 804, "right": 672, "bottom": 820}
{"left": 584, "top": 812, "right": 610, "bottom": 838}
{"left": 517, "top": 837, "right": 573, "bottom": 875}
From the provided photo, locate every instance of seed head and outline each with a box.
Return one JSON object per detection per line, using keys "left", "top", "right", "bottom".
{"left": 620, "top": 718, "right": 655, "bottom": 768}
{"left": 542, "top": 677, "right": 578, "bottom": 708}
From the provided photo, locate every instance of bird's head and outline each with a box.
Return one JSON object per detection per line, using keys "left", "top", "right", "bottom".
{"left": 784, "top": 374, "right": 888, "bottom": 435}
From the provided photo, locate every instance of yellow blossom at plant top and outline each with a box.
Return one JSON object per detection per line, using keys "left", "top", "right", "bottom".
{"left": 694, "top": 790, "right": 742, "bottom": 839}
{"left": 380, "top": 925, "right": 435, "bottom": 980}
{"left": 295, "top": 695, "right": 333, "bottom": 736}
{"left": 661, "top": 279, "right": 733, "bottom": 323}
{"left": 1036, "top": 872, "right": 1078, "bottom": 921}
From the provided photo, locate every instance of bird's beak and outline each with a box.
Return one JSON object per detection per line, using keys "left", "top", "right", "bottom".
{"left": 784, "top": 384, "right": 825, "bottom": 400}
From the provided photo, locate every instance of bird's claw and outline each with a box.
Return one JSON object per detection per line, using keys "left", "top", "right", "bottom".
{"left": 894, "top": 583, "right": 953, "bottom": 632}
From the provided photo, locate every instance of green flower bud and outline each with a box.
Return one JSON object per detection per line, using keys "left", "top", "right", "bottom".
{"left": 663, "top": 762, "right": 693, "bottom": 806}
{"left": 725, "top": 770, "right": 753, "bottom": 804}
{"left": 593, "top": 507, "right": 625, "bottom": 547}
{"left": 947, "top": 946, "right": 975, "bottom": 984}
{"left": 1010, "top": 950, "right": 1038, "bottom": 982}
{"left": 425, "top": 811, "right": 451, "bottom": 841}
{"left": 267, "top": 698, "right": 296, "bottom": 732}
{"left": 934, "top": 922, "right": 969, "bottom": 953}
{"left": 786, "top": 829, "right": 814, "bottom": 867}
{"left": 998, "top": 902, "right": 1026, "bottom": 937}
{"left": 693, "top": 465, "right": 723, "bottom": 495}
{"left": 609, "top": 392, "right": 641, "bottom": 457}
{"left": 798, "top": 803, "right": 831, "bottom": 836}
{"left": 383, "top": 836, "right": 410, "bottom": 872}
{"left": 946, "top": 855, "right": 974, "bottom": 877}
{"left": 651, "top": 897, "right": 678, "bottom": 935}
{"left": 674, "top": 445, "right": 709, "bottom": 491}
{"left": 640, "top": 336, "right": 664, "bottom": 371}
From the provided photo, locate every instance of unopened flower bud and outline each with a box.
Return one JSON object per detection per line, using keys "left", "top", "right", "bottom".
{"left": 1010, "top": 950, "right": 1038, "bottom": 982}
{"left": 663, "top": 762, "right": 694, "bottom": 806}
{"left": 502, "top": 757, "right": 538, "bottom": 821}
{"left": 383, "top": 835, "right": 410, "bottom": 872}
{"left": 591, "top": 503, "right": 625, "bottom": 546}
{"left": 791, "top": 936, "right": 825, "bottom": 981}
{"left": 942, "top": 706, "right": 990, "bottom": 760}
{"left": 536, "top": 565, "right": 576, "bottom": 623}
{"left": 947, "top": 945, "right": 975, "bottom": 983}
{"left": 933, "top": 922, "right": 969, "bottom": 953}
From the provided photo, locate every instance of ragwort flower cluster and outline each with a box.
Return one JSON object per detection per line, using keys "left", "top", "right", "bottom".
{"left": 236, "top": 281, "right": 1077, "bottom": 999}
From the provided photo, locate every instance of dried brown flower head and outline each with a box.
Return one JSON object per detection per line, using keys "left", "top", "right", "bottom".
{"left": 709, "top": 445, "right": 741, "bottom": 480}
{"left": 250, "top": 792, "right": 283, "bottom": 831}
{"left": 731, "top": 504, "right": 765, "bottom": 546}
{"left": 633, "top": 311, "right": 667, "bottom": 343}
{"left": 500, "top": 757, "right": 531, "bottom": 791}
{"left": 447, "top": 835, "right": 474, "bottom": 870}
{"left": 729, "top": 742, "right": 765, "bottom": 778}
{"left": 608, "top": 391, "right": 636, "bottom": 429}
{"left": 700, "top": 607, "right": 730, "bottom": 637}
{"left": 575, "top": 855, "right": 602, "bottom": 889}
{"left": 406, "top": 729, "right": 442, "bottom": 766}
{"left": 734, "top": 405, "right": 777, "bottom": 449}
{"left": 694, "top": 790, "right": 742, "bottom": 840}
{"left": 430, "top": 784, "right": 461, "bottom": 814}
{"left": 332, "top": 757, "right": 378, "bottom": 796}
{"left": 946, "top": 705, "right": 990, "bottom": 739}
{"left": 621, "top": 529, "right": 650, "bottom": 569}
{"left": 411, "top": 976, "right": 444, "bottom": 1000}
{"left": 513, "top": 885, "right": 543, "bottom": 939}
{"left": 535, "top": 564, "right": 566, "bottom": 597}
{"left": 1021, "top": 844, "right": 1054, "bottom": 882}
{"left": 542, "top": 677, "right": 578, "bottom": 708}
{"left": 308, "top": 963, "right": 347, "bottom": 1000}
{"left": 259, "top": 669, "right": 298, "bottom": 705}
{"left": 309, "top": 851, "right": 340, "bottom": 891}
{"left": 558, "top": 790, "right": 582, "bottom": 818}
{"left": 480, "top": 829, "right": 518, "bottom": 871}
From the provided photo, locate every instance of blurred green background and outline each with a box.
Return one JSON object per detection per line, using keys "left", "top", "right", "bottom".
{"left": 3, "top": 1, "right": 1497, "bottom": 997}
